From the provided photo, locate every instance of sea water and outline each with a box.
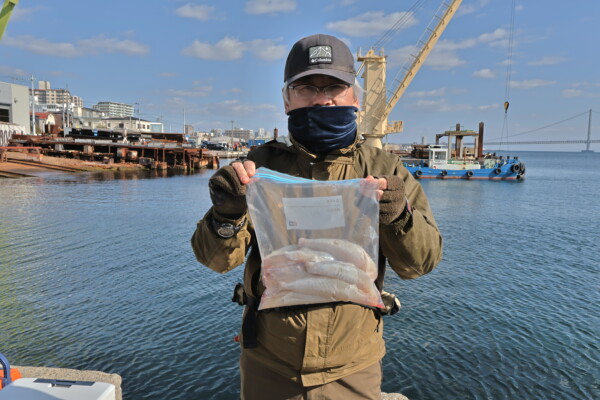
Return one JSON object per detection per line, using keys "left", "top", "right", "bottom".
{"left": 0, "top": 151, "right": 598, "bottom": 399}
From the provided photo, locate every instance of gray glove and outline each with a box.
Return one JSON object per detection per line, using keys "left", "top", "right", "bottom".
{"left": 379, "top": 175, "right": 406, "bottom": 225}
{"left": 208, "top": 165, "right": 247, "bottom": 218}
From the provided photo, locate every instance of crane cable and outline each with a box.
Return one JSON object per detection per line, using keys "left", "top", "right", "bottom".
{"left": 372, "top": 0, "right": 430, "bottom": 51}
{"left": 500, "top": 0, "right": 516, "bottom": 151}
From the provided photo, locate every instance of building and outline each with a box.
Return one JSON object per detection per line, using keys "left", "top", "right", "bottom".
{"left": 225, "top": 127, "right": 253, "bottom": 141}
{"left": 34, "top": 112, "right": 57, "bottom": 135}
{"left": 0, "top": 81, "right": 31, "bottom": 133}
{"left": 149, "top": 122, "right": 164, "bottom": 133}
{"left": 33, "top": 81, "right": 83, "bottom": 108}
{"left": 92, "top": 101, "right": 134, "bottom": 118}
{"left": 71, "top": 107, "right": 107, "bottom": 130}
{"left": 98, "top": 116, "right": 157, "bottom": 133}
{"left": 184, "top": 124, "right": 194, "bottom": 135}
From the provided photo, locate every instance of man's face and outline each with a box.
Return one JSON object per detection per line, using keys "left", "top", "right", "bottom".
{"left": 284, "top": 74, "right": 359, "bottom": 113}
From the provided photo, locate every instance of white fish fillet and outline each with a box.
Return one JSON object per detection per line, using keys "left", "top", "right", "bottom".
{"left": 263, "top": 245, "right": 334, "bottom": 270}
{"left": 278, "top": 276, "right": 382, "bottom": 308}
{"left": 260, "top": 240, "right": 384, "bottom": 310}
{"left": 298, "top": 238, "right": 377, "bottom": 280}
{"left": 305, "top": 260, "right": 372, "bottom": 292}
{"left": 262, "top": 263, "right": 306, "bottom": 288}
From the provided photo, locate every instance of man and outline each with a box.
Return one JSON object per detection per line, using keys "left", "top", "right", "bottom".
{"left": 191, "top": 34, "right": 442, "bottom": 399}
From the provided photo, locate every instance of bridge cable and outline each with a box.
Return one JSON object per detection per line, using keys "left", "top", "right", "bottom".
{"left": 487, "top": 110, "right": 589, "bottom": 141}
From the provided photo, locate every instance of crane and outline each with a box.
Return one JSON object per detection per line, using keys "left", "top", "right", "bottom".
{"left": 357, "top": 0, "right": 462, "bottom": 149}
{"left": 0, "top": 0, "right": 19, "bottom": 40}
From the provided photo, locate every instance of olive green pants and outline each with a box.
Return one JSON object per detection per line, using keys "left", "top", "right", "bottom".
{"left": 240, "top": 354, "right": 382, "bottom": 400}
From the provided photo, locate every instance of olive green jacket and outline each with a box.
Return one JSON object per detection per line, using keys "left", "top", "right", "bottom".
{"left": 191, "top": 135, "right": 443, "bottom": 386}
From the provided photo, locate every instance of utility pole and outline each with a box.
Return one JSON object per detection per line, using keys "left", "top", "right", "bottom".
{"left": 30, "top": 74, "right": 35, "bottom": 135}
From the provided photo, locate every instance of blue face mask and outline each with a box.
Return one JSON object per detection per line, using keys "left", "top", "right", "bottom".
{"left": 287, "top": 106, "right": 358, "bottom": 154}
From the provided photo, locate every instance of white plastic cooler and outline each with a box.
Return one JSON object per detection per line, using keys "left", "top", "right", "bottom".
{"left": 0, "top": 378, "right": 115, "bottom": 400}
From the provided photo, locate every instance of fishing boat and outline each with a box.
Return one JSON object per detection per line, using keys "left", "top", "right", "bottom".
{"left": 401, "top": 123, "right": 525, "bottom": 181}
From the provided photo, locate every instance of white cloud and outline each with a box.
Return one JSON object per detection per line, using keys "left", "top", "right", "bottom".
{"left": 248, "top": 39, "right": 287, "bottom": 61}
{"left": 510, "top": 79, "right": 556, "bottom": 89}
{"left": 387, "top": 28, "right": 510, "bottom": 72}
{"left": 11, "top": 6, "right": 44, "bottom": 21}
{"left": 435, "top": 38, "right": 478, "bottom": 52}
{"left": 175, "top": 4, "right": 216, "bottom": 20}
{"left": 498, "top": 59, "right": 515, "bottom": 66}
{"left": 477, "top": 28, "right": 510, "bottom": 47}
{"left": 570, "top": 81, "right": 600, "bottom": 88}
{"left": 327, "top": 11, "right": 417, "bottom": 38}
{"left": 245, "top": 0, "right": 296, "bottom": 15}
{"left": 457, "top": 0, "right": 490, "bottom": 16}
{"left": 182, "top": 37, "right": 287, "bottom": 62}
{"left": 409, "top": 98, "right": 473, "bottom": 112}
{"left": 528, "top": 56, "right": 567, "bottom": 66}
{"left": 425, "top": 50, "right": 466, "bottom": 70}
{"left": 182, "top": 37, "right": 245, "bottom": 60}
{"left": 0, "top": 65, "right": 29, "bottom": 77}
{"left": 340, "top": 0, "right": 359, "bottom": 5}
{"left": 221, "top": 88, "right": 243, "bottom": 94}
{"left": 190, "top": 99, "right": 279, "bottom": 119}
{"left": 3, "top": 35, "right": 78, "bottom": 57}
{"left": 407, "top": 88, "right": 447, "bottom": 98}
{"left": 562, "top": 89, "right": 584, "bottom": 98}
{"left": 3, "top": 35, "right": 149, "bottom": 57}
{"left": 78, "top": 36, "right": 149, "bottom": 55}
{"left": 167, "top": 86, "right": 212, "bottom": 97}
{"left": 561, "top": 89, "right": 599, "bottom": 98}
{"left": 388, "top": 44, "right": 466, "bottom": 71}
{"left": 473, "top": 68, "right": 496, "bottom": 79}
{"left": 478, "top": 103, "right": 500, "bottom": 111}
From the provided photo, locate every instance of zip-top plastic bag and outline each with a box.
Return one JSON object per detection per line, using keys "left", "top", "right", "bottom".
{"left": 246, "top": 167, "right": 384, "bottom": 310}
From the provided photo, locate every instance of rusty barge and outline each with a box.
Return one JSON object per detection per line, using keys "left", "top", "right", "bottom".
{"left": 7, "top": 129, "right": 219, "bottom": 171}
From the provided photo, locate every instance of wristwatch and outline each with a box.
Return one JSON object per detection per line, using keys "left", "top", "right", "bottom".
{"left": 212, "top": 216, "right": 246, "bottom": 238}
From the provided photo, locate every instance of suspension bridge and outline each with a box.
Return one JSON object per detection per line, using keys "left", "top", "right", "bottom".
{"left": 485, "top": 109, "right": 598, "bottom": 151}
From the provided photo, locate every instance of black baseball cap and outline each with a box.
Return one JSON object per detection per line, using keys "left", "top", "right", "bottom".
{"left": 284, "top": 34, "right": 356, "bottom": 85}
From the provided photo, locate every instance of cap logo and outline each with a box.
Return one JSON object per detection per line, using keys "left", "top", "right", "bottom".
{"left": 309, "top": 45, "right": 332, "bottom": 64}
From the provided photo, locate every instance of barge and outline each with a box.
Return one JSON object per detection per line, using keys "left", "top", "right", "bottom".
{"left": 402, "top": 123, "right": 525, "bottom": 181}
{"left": 6, "top": 129, "right": 220, "bottom": 171}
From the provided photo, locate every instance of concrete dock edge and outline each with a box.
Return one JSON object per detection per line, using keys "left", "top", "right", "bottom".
{"left": 11, "top": 366, "right": 408, "bottom": 399}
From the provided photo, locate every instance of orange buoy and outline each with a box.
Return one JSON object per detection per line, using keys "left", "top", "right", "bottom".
{"left": 1, "top": 353, "right": 22, "bottom": 389}
{"left": 0, "top": 368, "right": 22, "bottom": 389}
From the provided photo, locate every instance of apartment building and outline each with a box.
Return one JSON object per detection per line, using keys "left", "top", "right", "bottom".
{"left": 92, "top": 101, "right": 134, "bottom": 118}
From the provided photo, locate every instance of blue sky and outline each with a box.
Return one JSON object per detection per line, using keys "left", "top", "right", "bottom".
{"left": 1, "top": 0, "right": 599, "bottom": 151}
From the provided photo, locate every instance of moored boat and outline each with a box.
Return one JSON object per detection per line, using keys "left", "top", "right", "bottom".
{"left": 401, "top": 123, "right": 525, "bottom": 181}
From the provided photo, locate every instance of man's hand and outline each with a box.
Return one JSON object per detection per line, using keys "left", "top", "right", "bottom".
{"left": 208, "top": 160, "right": 256, "bottom": 219}
{"left": 365, "top": 175, "right": 407, "bottom": 225}
{"left": 231, "top": 159, "right": 256, "bottom": 185}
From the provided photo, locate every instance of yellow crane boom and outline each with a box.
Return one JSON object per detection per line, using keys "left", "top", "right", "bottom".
{"left": 0, "top": 0, "right": 19, "bottom": 40}
{"left": 358, "top": 0, "right": 462, "bottom": 148}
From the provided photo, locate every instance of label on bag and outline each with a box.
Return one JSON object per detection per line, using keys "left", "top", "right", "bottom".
{"left": 282, "top": 195, "right": 345, "bottom": 230}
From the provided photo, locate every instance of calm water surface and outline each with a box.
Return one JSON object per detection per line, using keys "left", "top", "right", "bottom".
{"left": 0, "top": 151, "right": 598, "bottom": 399}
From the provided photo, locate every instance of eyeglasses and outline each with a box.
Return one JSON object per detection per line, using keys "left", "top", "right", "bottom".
{"left": 287, "top": 83, "right": 351, "bottom": 101}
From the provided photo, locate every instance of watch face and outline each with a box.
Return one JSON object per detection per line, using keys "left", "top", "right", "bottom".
{"left": 217, "top": 224, "right": 235, "bottom": 238}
